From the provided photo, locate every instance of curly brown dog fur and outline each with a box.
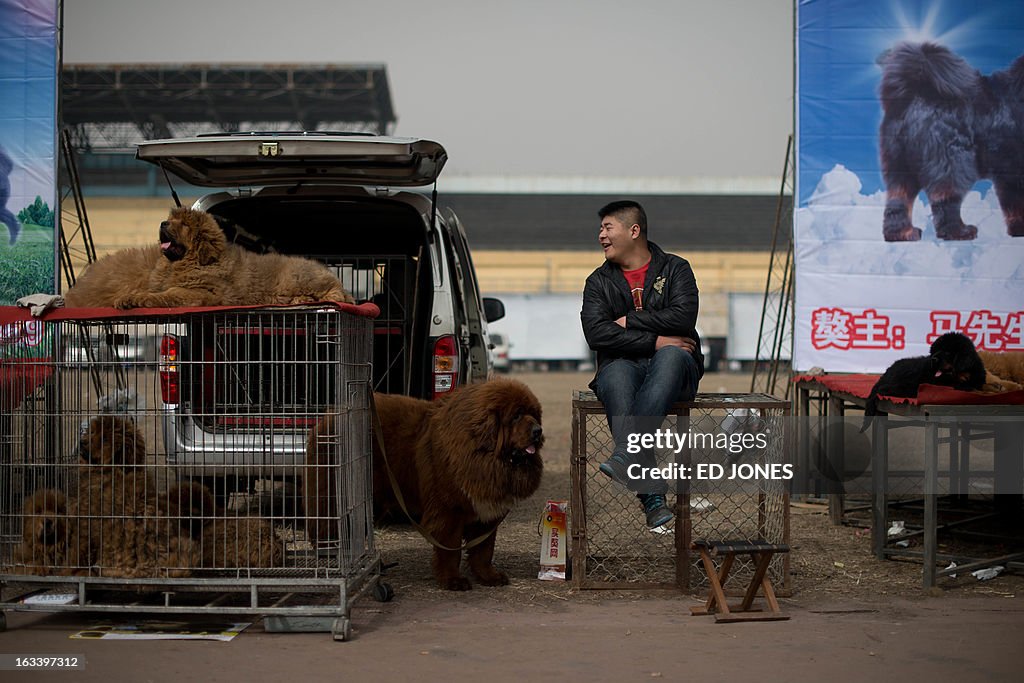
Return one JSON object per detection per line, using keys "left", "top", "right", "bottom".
{"left": 304, "top": 397, "right": 433, "bottom": 544}
{"left": 65, "top": 207, "right": 353, "bottom": 308}
{"left": 64, "top": 246, "right": 163, "bottom": 308}
{"left": 9, "top": 489, "right": 70, "bottom": 575}
{"left": 167, "top": 480, "right": 218, "bottom": 541}
{"left": 168, "top": 480, "right": 282, "bottom": 569}
{"left": 72, "top": 416, "right": 196, "bottom": 577}
{"left": 308, "top": 379, "right": 544, "bottom": 590}
{"left": 303, "top": 411, "right": 350, "bottom": 545}
{"left": 200, "top": 515, "right": 283, "bottom": 569}
{"left": 979, "top": 351, "right": 1024, "bottom": 392}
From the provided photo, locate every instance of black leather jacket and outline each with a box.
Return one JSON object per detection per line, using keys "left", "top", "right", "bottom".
{"left": 581, "top": 241, "right": 705, "bottom": 383}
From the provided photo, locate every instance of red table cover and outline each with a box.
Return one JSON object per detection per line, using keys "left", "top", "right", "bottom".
{"left": 793, "top": 373, "right": 1024, "bottom": 406}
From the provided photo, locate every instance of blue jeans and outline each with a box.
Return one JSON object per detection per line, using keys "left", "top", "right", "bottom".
{"left": 593, "top": 346, "right": 700, "bottom": 495}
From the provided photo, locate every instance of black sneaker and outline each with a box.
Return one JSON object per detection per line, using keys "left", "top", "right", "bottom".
{"left": 598, "top": 453, "right": 631, "bottom": 486}
{"left": 639, "top": 493, "right": 673, "bottom": 529}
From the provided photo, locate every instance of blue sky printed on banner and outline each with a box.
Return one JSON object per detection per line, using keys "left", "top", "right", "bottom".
{"left": 797, "top": 0, "right": 1024, "bottom": 204}
{"left": 0, "top": 0, "right": 58, "bottom": 200}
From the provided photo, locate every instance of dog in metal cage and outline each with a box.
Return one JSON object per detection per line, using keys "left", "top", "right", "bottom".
{"left": 167, "top": 480, "right": 218, "bottom": 542}
{"left": 9, "top": 489, "right": 70, "bottom": 575}
{"left": 168, "top": 480, "right": 283, "bottom": 569}
{"left": 199, "top": 515, "right": 284, "bottom": 569}
{"left": 72, "top": 415, "right": 197, "bottom": 578}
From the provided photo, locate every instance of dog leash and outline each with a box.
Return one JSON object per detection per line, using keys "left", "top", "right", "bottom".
{"left": 369, "top": 395, "right": 496, "bottom": 553}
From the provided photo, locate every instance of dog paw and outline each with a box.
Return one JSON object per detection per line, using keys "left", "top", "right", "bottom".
{"left": 1007, "top": 219, "right": 1024, "bottom": 237}
{"left": 473, "top": 568, "right": 510, "bottom": 587}
{"left": 113, "top": 297, "right": 140, "bottom": 310}
{"left": 936, "top": 223, "right": 978, "bottom": 240}
{"left": 883, "top": 225, "right": 922, "bottom": 241}
{"left": 441, "top": 576, "right": 473, "bottom": 591}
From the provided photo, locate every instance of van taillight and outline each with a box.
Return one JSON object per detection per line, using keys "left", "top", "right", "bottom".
{"left": 159, "top": 334, "right": 179, "bottom": 404}
{"left": 432, "top": 334, "right": 459, "bottom": 398}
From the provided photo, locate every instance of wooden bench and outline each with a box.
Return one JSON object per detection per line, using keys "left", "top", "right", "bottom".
{"left": 690, "top": 539, "right": 790, "bottom": 622}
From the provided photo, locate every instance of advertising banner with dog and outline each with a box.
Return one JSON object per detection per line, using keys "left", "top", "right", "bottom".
{"left": 794, "top": 0, "right": 1024, "bottom": 372}
{"left": 0, "top": 0, "right": 58, "bottom": 306}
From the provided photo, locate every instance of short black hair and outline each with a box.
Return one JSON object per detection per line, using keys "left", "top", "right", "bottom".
{"left": 598, "top": 200, "right": 647, "bottom": 239}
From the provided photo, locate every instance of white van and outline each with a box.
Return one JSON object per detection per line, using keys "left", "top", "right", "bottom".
{"left": 135, "top": 132, "right": 503, "bottom": 477}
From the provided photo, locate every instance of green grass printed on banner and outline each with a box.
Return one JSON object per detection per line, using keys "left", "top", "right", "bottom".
{"left": 0, "top": 223, "right": 56, "bottom": 305}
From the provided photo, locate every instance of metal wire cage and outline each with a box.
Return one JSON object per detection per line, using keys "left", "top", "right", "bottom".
{"left": 570, "top": 391, "right": 791, "bottom": 593}
{"left": 0, "top": 305, "right": 380, "bottom": 639}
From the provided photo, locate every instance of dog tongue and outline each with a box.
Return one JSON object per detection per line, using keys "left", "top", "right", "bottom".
{"left": 526, "top": 445, "right": 536, "bottom": 454}
{"left": 160, "top": 241, "right": 171, "bottom": 251}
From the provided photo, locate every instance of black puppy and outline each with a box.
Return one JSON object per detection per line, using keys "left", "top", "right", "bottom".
{"left": 929, "top": 331, "right": 985, "bottom": 391}
{"left": 860, "top": 355, "right": 943, "bottom": 432}
{"left": 860, "top": 332, "right": 985, "bottom": 432}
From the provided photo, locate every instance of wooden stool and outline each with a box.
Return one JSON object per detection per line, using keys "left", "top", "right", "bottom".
{"left": 690, "top": 539, "right": 790, "bottom": 622}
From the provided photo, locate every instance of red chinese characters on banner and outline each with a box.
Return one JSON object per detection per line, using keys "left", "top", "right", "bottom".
{"left": 929, "top": 311, "right": 1024, "bottom": 351}
{"left": 810, "top": 308, "right": 851, "bottom": 349}
{"left": 811, "top": 308, "right": 905, "bottom": 350}
{"left": 812, "top": 308, "right": 1024, "bottom": 352}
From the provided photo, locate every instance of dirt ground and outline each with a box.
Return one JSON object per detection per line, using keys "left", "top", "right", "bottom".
{"left": 3, "top": 371, "right": 1024, "bottom": 681}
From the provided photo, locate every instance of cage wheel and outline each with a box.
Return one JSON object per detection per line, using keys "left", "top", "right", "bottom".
{"left": 332, "top": 617, "right": 352, "bottom": 641}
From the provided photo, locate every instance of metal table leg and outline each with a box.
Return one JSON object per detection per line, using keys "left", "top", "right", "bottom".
{"left": 872, "top": 416, "right": 888, "bottom": 560}
{"left": 827, "top": 395, "right": 846, "bottom": 525}
{"left": 923, "top": 419, "right": 939, "bottom": 589}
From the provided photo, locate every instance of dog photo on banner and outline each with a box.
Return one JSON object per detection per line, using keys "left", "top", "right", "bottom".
{"left": 795, "top": 0, "right": 1024, "bottom": 375}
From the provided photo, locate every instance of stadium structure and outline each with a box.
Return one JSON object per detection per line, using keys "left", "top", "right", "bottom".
{"left": 62, "top": 63, "right": 792, "bottom": 370}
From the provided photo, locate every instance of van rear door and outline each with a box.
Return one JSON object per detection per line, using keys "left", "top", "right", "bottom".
{"left": 136, "top": 133, "right": 447, "bottom": 187}
{"left": 443, "top": 208, "right": 491, "bottom": 383}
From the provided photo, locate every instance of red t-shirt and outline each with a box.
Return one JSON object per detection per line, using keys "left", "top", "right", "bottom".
{"left": 622, "top": 261, "right": 650, "bottom": 311}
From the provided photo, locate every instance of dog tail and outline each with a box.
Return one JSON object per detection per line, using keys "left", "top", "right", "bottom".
{"left": 877, "top": 41, "right": 980, "bottom": 109}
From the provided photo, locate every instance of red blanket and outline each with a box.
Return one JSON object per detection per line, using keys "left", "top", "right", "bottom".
{"left": 792, "top": 373, "right": 1024, "bottom": 406}
{"left": 0, "top": 300, "right": 379, "bottom": 324}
